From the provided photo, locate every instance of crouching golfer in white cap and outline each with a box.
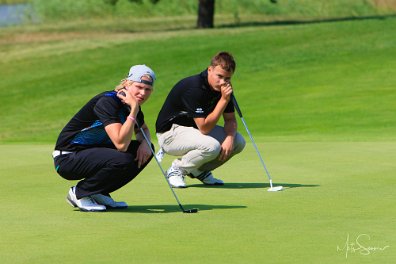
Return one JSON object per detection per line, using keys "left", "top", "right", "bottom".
{"left": 53, "top": 65, "right": 156, "bottom": 212}
{"left": 155, "top": 51, "right": 246, "bottom": 188}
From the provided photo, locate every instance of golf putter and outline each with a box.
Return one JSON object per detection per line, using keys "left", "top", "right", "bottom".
{"left": 119, "top": 94, "right": 198, "bottom": 212}
{"left": 132, "top": 110, "right": 198, "bottom": 213}
{"left": 232, "top": 94, "right": 283, "bottom": 192}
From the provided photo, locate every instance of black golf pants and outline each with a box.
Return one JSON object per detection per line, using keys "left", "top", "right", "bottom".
{"left": 54, "top": 141, "right": 153, "bottom": 199}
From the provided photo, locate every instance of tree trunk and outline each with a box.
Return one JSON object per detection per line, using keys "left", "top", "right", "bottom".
{"left": 197, "top": 0, "right": 215, "bottom": 28}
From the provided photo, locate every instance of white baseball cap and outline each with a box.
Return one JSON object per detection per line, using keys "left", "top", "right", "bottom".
{"left": 127, "top": 64, "right": 156, "bottom": 86}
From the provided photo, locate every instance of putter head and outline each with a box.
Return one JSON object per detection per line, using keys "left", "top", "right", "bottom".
{"left": 183, "top": 208, "right": 198, "bottom": 213}
{"left": 268, "top": 186, "right": 283, "bottom": 192}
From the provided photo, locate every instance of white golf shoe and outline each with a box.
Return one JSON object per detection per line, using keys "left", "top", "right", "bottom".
{"left": 196, "top": 171, "right": 224, "bottom": 185}
{"left": 66, "top": 187, "right": 106, "bottom": 212}
{"left": 167, "top": 166, "right": 186, "bottom": 188}
{"left": 91, "top": 194, "right": 128, "bottom": 209}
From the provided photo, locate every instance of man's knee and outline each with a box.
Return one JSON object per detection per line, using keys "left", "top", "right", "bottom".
{"left": 203, "top": 139, "right": 222, "bottom": 158}
{"left": 234, "top": 133, "right": 246, "bottom": 154}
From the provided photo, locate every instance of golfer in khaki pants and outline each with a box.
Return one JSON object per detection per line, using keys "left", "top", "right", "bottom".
{"left": 155, "top": 52, "right": 246, "bottom": 188}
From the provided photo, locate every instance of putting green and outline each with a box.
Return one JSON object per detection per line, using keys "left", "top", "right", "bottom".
{"left": 0, "top": 142, "right": 394, "bottom": 263}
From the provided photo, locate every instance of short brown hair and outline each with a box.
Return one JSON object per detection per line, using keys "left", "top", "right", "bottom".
{"left": 210, "top": 51, "right": 236, "bottom": 73}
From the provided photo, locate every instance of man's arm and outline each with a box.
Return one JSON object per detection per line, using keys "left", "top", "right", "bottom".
{"left": 134, "top": 123, "right": 153, "bottom": 168}
{"left": 223, "top": 112, "right": 237, "bottom": 138}
{"left": 194, "top": 82, "right": 233, "bottom": 134}
{"left": 134, "top": 123, "right": 151, "bottom": 145}
{"left": 219, "top": 112, "right": 237, "bottom": 161}
{"left": 104, "top": 90, "right": 140, "bottom": 152}
{"left": 194, "top": 97, "right": 229, "bottom": 134}
{"left": 105, "top": 117, "right": 136, "bottom": 152}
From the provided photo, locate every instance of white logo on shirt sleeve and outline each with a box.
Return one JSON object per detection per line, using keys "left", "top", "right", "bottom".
{"left": 195, "top": 108, "right": 204, "bottom": 114}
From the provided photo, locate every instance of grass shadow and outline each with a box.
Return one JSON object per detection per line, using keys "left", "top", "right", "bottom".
{"left": 187, "top": 182, "right": 319, "bottom": 189}
{"left": 218, "top": 14, "right": 396, "bottom": 29}
{"left": 103, "top": 204, "right": 247, "bottom": 214}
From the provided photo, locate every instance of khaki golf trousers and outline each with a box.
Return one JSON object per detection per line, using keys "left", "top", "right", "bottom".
{"left": 157, "top": 124, "right": 246, "bottom": 176}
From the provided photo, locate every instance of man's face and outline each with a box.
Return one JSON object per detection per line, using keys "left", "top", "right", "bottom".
{"left": 207, "top": 65, "right": 233, "bottom": 92}
{"left": 125, "top": 76, "right": 153, "bottom": 105}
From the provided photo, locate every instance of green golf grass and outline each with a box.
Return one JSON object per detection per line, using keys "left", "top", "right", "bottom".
{"left": 0, "top": 142, "right": 394, "bottom": 263}
{"left": 1, "top": 14, "right": 395, "bottom": 263}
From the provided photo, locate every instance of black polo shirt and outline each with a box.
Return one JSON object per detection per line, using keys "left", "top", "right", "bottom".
{"left": 155, "top": 69, "right": 234, "bottom": 133}
{"left": 55, "top": 91, "right": 144, "bottom": 151}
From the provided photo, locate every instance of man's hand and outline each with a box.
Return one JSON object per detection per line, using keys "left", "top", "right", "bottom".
{"left": 117, "top": 89, "right": 139, "bottom": 114}
{"left": 135, "top": 141, "right": 152, "bottom": 168}
{"left": 220, "top": 82, "right": 233, "bottom": 102}
{"left": 219, "top": 136, "right": 234, "bottom": 161}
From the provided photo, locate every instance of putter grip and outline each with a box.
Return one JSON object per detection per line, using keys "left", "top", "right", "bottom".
{"left": 232, "top": 94, "right": 243, "bottom": 118}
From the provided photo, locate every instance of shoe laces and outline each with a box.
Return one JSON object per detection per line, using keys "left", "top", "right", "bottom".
{"left": 168, "top": 167, "right": 184, "bottom": 178}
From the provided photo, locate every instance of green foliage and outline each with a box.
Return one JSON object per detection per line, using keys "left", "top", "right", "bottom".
{"left": 30, "top": 0, "right": 116, "bottom": 20}
{"left": 25, "top": 0, "right": 395, "bottom": 24}
{"left": 0, "top": 0, "right": 27, "bottom": 4}
{"left": 103, "top": 0, "right": 118, "bottom": 6}
{"left": 29, "top": 0, "right": 198, "bottom": 21}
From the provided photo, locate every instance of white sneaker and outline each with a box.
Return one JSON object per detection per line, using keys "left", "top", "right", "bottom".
{"left": 91, "top": 194, "right": 128, "bottom": 209}
{"left": 196, "top": 171, "right": 224, "bottom": 185}
{"left": 66, "top": 187, "right": 106, "bottom": 212}
{"left": 167, "top": 166, "right": 186, "bottom": 188}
